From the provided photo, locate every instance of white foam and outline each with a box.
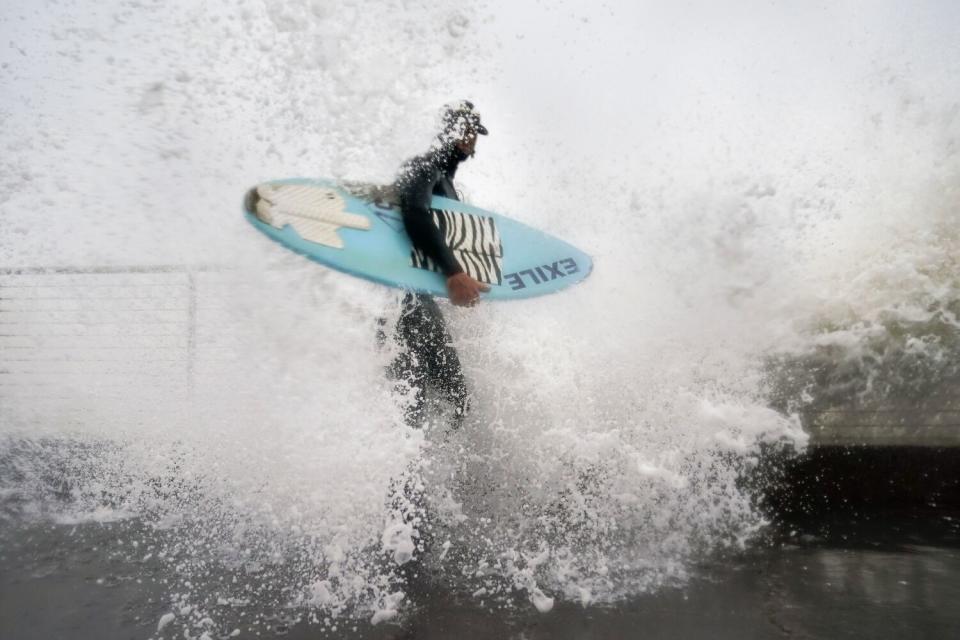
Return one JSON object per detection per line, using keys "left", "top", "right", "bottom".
{"left": 381, "top": 521, "right": 417, "bottom": 566}
{"left": 157, "top": 613, "right": 175, "bottom": 632}
{"left": 370, "top": 591, "right": 405, "bottom": 625}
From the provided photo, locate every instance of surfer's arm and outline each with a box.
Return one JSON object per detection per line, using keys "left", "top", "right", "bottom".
{"left": 403, "top": 207, "right": 493, "bottom": 306}
{"left": 396, "top": 155, "right": 489, "bottom": 306}
{"left": 401, "top": 206, "right": 463, "bottom": 276}
{"left": 396, "top": 158, "right": 463, "bottom": 276}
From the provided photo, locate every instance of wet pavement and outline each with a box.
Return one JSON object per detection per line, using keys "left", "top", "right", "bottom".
{"left": 2, "top": 510, "right": 959, "bottom": 639}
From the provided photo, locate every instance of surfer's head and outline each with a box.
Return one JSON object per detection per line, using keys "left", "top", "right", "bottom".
{"left": 438, "top": 100, "right": 488, "bottom": 158}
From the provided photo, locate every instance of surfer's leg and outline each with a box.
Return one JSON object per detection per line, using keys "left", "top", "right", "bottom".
{"left": 392, "top": 292, "right": 470, "bottom": 428}
{"left": 427, "top": 336, "right": 469, "bottom": 426}
{"left": 390, "top": 350, "right": 427, "bottom": 427}
{"left": 391, "top": 292, "right": 431, "bottom": 427}
{"left": 413, "top": 295, "right": 470, "bottom": 427}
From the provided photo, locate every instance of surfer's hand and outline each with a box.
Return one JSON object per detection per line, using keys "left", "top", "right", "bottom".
{"left": 447, "top": 272, "right": 490, "bottom": 307}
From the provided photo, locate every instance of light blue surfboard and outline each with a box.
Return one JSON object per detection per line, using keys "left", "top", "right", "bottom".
{"left": 243, "top": 177, "right": 592, "bottom": 301}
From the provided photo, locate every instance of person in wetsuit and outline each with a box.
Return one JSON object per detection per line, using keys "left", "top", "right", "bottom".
{"left": 388, "top": 101, "right": 491, "bottom": 429}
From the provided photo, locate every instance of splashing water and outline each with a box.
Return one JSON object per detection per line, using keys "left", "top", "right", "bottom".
{"left": 1, "top": 0, "right": 957, "bottom": 635}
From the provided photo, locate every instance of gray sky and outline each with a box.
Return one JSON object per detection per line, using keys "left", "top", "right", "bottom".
{"left": 0, "top": 0, "right": 957, "bottom": 267}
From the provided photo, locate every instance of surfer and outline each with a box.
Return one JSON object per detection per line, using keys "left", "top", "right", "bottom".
{"left": 387, "top": 101, "right": 491, "bottom": 429}
{"left": 381, "top": 103, "right": 492, "bottom": 602}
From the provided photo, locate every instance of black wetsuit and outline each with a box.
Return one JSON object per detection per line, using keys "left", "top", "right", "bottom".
{"left": 388, "top": 143, "right": 471, "bottom": 428}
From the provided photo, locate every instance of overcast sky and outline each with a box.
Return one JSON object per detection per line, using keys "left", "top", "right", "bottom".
{"left": 0, "top": 0, "right": 957, "bottom": 266}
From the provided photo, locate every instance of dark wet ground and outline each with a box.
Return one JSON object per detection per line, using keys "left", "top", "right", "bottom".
{"left": 2, "top": 509, "right": 959, "bottom": 640}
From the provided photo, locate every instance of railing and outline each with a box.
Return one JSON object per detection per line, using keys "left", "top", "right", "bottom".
{"left": 0, "top": 265, "right": 235, "bottom": 427}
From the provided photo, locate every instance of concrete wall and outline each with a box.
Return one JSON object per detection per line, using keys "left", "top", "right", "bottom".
{"left": 804, "top": 376, "right": 960, "bottom": 447}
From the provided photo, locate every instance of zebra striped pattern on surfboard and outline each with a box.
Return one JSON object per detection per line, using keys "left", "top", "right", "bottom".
{"left": 411, "top": 209, "right": 504, "bottom": 285}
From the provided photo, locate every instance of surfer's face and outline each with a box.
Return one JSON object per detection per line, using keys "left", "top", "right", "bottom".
{"left": 455, "top": 130, "right": 478, "bottom": 158}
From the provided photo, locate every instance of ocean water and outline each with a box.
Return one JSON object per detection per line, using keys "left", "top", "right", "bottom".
{"left": 1, "top": 1, "right": 958, "bottom": 637}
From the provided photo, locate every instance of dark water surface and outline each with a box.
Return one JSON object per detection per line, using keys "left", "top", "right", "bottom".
{"left": 2, "top": 511, "right": 959, "bottom": 640}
